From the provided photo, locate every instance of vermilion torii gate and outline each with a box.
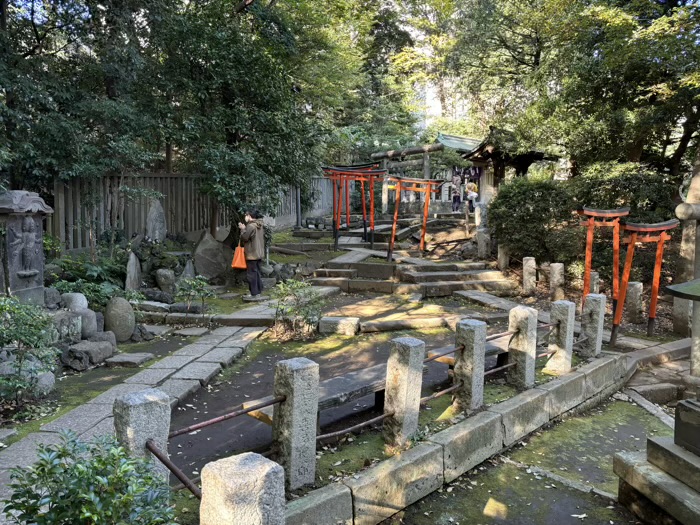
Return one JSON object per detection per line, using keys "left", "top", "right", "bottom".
{"left": 322, "top": 165, "right": 384, "bottom": 250}
{"left": 387, "top": 176, "right": 443, "bottom": 261}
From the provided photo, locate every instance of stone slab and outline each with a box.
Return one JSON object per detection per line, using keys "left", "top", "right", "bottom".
{"left": 630, "top": 383, "right": 679, "bottom": 405}
{"left": 133, "top": 301, "right": 171, "bottom": 313}
{"left": 318, "top": 317, "right": 360, "bottom": 336}
{"left": 142, "top": 325, "right": 173, "bottom": 337}
{"left": 172, "top": 343, "right": 216, "bottom": 357}
{"left": 348, "top": 280, "right": 394, "bottom": 294}
{"left": 86, "top": 383, "right": 151, "bottom": 405}
{"left": 196, "top": 347, "right": 244, "bottom": 367}
{"left": 535, "top": 371, "right": 586, "bottom": 419}
{"left": 194, "top": 334, "right": 230, "bottom": 345}
{"left": 171, "top": 362, "right": 221, "bottom": 385}
{"left": 166, "top": 313, "right": 212, "bottom": 325}
{"left": 285, "top": 483, "right": 352, "bottom": 525}
{"left": 40, "top": 403, "right": 112, "bottom": 435}
{"left": 0, "top": 432, "right": 62, "bottom": 469}
{"left": 428, "top": 410, "right": 503, "bottom": 483}
{"left": 342, "top": 443, "right": 443, "bottom": 525}
{"left": 105, "top": 352, "right": 155, "bottom": 368}
{"left": 209, "top": 326, "right": 243, "bottom": 337}
{"left": 0, "top": 428, "right": 17, "bottom": 443}
{"left": 78, "top": 416, "right": 115, "bottom": 440}
{"left": 487, "top": 389, "right": 549, "bottom": 446}
{"left": 647, "top": 436, "right": 700, "bottom": 493}
{"left": 124, "top": 368, "right": 176, "bottom": 385}
{"left": 578, "top": 357, "right": 619, "bottom": 399}
{"left": 159, "top": 378, "right": 201, "bottom": 406}
{"left": 211, "top": 313, "right": 275, "bottom": 327}
{"left": 614, "top": 451, "right": 700, "bottom": 525}
{"left": 151, "top": 354, "right": 197, "bottom": 369}
{"left": 174, "top": 327, "right": 210, "bottom": 337}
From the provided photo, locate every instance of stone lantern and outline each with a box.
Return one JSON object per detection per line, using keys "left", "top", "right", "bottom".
{"left": 0, "top": 191, "right": 54, "bottom": 305}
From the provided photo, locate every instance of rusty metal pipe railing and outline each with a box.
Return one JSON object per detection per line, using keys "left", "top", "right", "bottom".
{"left": 168, "top": 395, "right": 286, "bottom": 439}
{"left": 537, "top": 350, "right": 557, "bottom": 359}
{"left": 424, "top": 345, "right": 463, "bottom": 363}
{"left": 485, "top": 330, "right": 517, "bottom": 342}
{"left": 420, "top": 382, "right": 463, "bottom": 405}
{"left": 316, "top": 411, "right": 395, "bottom": 442}
{"left": 484, "top": 361, "right": 517, "bottom": 376}
{"left": 572, "top": 336, "right": 589, "bottom": 346}
{"left": 146, "top": 439, "right": 202, "bottom": 500}
{"left": 537, "top": 322, "right": 559, "bottom": 329}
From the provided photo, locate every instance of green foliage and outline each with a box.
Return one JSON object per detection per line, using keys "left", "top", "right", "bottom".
{"left": 270, "top": 280, "right": 324, "bottom": 340}
{"left": 53, "top": 280, "right": 122, "bottom": 311}
{"left": 3, "top": 432, "right": 173, "bottom": 525}
{"left": 176, "top": 276, "right": 214, "bottom": 315}
{"left": 57, "top": 252, "right": 127, "bottom": 288}
{"left": 0, "top": 297, "right": 58, "bottom": 403}
{"left": 42, "top": 234, "right": 63, "bottom": 262}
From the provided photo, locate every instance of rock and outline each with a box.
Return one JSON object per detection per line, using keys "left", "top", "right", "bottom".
{"left": 298, "top": 262, "right": 321, "bottom": 277}
{"left": 95, "top": 312, "right": 104, "bottom": 332}
{"left": 69, "top": 340, "right": 114, "bottom": 365}
{"left": 125, "top": 252, "right": 142, "bottom": 291}
{"left": 260, "top": 263, "right": 274, "bottom": 277}
{"left": 261, "top": 277, "right": 277, "bottom": 290}
{"left": 44, "top": 263, "right": 62, "bottom": 284}
{"left": 75, "top": 308, "right": 98, "bottom": 339}
{"left": 130, "top": 233, "right": 145, "bottom": 250}
{"left": 194, "top": 232, "right": 227, "bottom": 280}
{"left": 104, "top": 297, "right": 136, "bottom": 343}
{"left": 35, "top": 372, "right": 55, "bottom": 397}
{"left": 44, "top": 287, "right": 61, "bottom": 310}
{"left": 155, "top": 269, "right": 176, "bottom": 295}
{"left": 60, "top": 347, "right": 90, "bottom": 371}
{"left": 106, "top": 352, "right": 155, "bottom": 368}
{"left": 89, "top": 331, "right": 117, "bottom": 351}
{"left": 61, "top": 292, "right": 88, "bottom": 311}
{"left": 180, "top": 259, "right": 196, "bottom": 280}
{"left": 142, "top": 289, "right": 175, "bottom": 304}
{"left": 132, "top": 300, "right": 171, "bottom": 313}
{"left": 49, "top": 311, "right": 82, "bottom": 344}
{"left": 130, "top": 325, "right": 154, "bottom": 343}
{"left": 146, "top": 199, "right": 167, "bottom": 242}
{"left": 169, "top": 302, "right": 205, "bottom": 314}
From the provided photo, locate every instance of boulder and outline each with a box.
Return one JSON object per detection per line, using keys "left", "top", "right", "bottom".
{"left": 35, "top": 372, "right": 55, "bottom": 397}
{"left": 89, "top": 331, "right": 117, "bottom": 351}
{"left": 44, "top": 287, "right": 61, "bottom": 310}
{"left": 146, "top": 198, "right": 167, "bottom": 242}
{"left": 67, "top": 340, "right": 114, "bottom": 366}
{"left": 130, "top": 325, "right": 154, "bottom": 343}
{"left": 180, "top": 259, "right": 196, "bottom": 280}
{"left": 61, "top": 292, "right": 88, "bottom": 311}
{"left": 104, "top": 297, "right": 136, "bottom": 343}
{"left": 95, "top": 312, "right": 104, "bottom": 332}
{"left": 130, "top": 233, "right": 145, "bottom": 250}
{"left": 169, "top": 302, "right": 205, "bottom": 314}
{"left": 260, "top": 263, "right": 274, "bottom": 277}
{"left": 44, "top": 263, "right": 62, "bottom": 284}
{"left": 155, "top": 268, "right": 177, "bottom": 295}
{"left": 60, "top": 347, "right": 90, "bottom": 371}
{"left": 142, "top": 289, "right": 175, "bottom": 304}
{"left": 75, "top": 308, "right": 98, "bottom": 339}
{"left": 125, "top": 252, "right": 142, "bottom": 291}
{"left": 193, "top": 232, "right": 227, "bottom": 280}
{"left": 48, "top": 311, "right": 82, "bottom": 344}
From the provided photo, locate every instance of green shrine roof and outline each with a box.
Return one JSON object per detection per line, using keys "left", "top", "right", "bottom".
{"left": 436, "top": 133, "right": 483, "bottom": 154}
{"left": 666, "top": 279, "right": 700, "bottom": 301}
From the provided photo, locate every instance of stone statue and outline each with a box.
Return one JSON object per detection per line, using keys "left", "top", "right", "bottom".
{"left": 9, "top": 216, "right": 40, "bottom": 278}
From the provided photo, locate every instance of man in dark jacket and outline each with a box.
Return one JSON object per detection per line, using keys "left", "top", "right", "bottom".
{"left": 238, "top": 209, "right": 265, "bottom": 297}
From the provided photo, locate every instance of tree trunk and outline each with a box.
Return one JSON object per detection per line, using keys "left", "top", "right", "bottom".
{"left": 670, "top": 108, "right": 699, "bottom": 180}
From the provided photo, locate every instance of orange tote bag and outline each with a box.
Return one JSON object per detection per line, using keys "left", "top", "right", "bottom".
{"left": 231, "top": 242, "right": 247, "bottom": 269}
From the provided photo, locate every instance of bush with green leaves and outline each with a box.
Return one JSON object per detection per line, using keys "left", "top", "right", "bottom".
{"left": 3, "top": 432, "right": 174, "bottom": 525}
{"left": 53, "top": 279, "right": 122, "bottom": 311}
{"left": 175, "top": 276, "right": 214, "bottom": 314}
{"left": 0, "top": 297, "right": 58, "bottom": 403}
{"left": 42, "top": 234, "right": 63, "bottom": 262}
{"left": 270, "top": 280, "right": 324, "bottom": 340}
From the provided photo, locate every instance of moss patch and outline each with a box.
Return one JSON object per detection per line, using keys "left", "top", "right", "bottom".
{"left": 172, "top": 490, "right": 200, "bottom": 525}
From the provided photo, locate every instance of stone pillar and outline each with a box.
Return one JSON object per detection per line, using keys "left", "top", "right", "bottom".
{"left": 580, "top": 293, "right": 606, "bottom": 357}
{"left": 453, "top": 319, "right": 486, "bottom": 412}
{"left": 200, "top": 453, "right": 285, "bottom": 525}
{"left": 590, "top": 271, "right": 600, "bottom": 294}
{"left": 475, "top": 203, "right": 488, "bottom": 228}
{"left": 692, "top": 305, "right": 700, "bottom": 377}
{"left": 381, "top": 160, "right": 389, "bottom": 214}
{"left": 626, "top": 282, "right": 645, "bottom": 324}
{"left": 523, "top": 257, "right": 537, "bottom": 295}
{"left": 0, "top": 191, "right": 54, "bottom": 304}
{"left": 549, "top": 263, "right": 565, "bottom": 301}
{"left": 383, "top": 337, "right": 425, "bottom": 447}
{"left": 476, "top": 229, "right": 491, "bottom": 259}
{"left": 272, "top": 357, "right": 319, "bottom": 490}
{"left": 497, "top": 244, "right": 510, "bottom": 271}
{"left": 673, "top": 220, "right": 695, "bottom": 335}
{"left": 506, "top": 306, "right": 537, "bottom": 390}
{"left": 113, "top": 388, "right": 171, "bottom": 481}
{"left": 543, "top": 300, "right": 575, "bottom": 375}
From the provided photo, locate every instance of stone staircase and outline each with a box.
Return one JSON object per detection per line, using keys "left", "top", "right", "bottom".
{"left": 309, "top": 250, "right": 517, "bottom": 298}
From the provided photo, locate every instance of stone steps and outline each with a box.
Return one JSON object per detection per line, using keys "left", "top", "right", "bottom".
{"left": 399, "top": 269, "right": 506, "bottom": 283}
{"left": 422, "top": 279, "right": 518, "bottom": 298}
{"left": 307, "top": 277, "right": 517, "bottom": 297}
{"left": 647, "top": 436, "right": 700, "bottom": 493}
{"left": 397, "top": 262, "right": 492, "bottom": 273}
{"left": 313, "top": 268, "right": 358, "bottom": 278}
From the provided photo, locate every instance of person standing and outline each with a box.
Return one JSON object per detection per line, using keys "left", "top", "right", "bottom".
{"left": 238, "top": 210, "right": 265, "bottom": 297}
{"left": 451, "top": 172, "right": 463, "bottom": 212}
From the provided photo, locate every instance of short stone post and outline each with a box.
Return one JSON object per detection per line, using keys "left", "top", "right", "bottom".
{"left": 543, "top": 301, "right": 575, "bottom": 375}
{"left": 272, "top": 357, "right": 319, "bottom": 490}
{"left": 523, "top": 257, "right": 537, "bottom": 295}
{"left": 453, "top": 319, "right": 486, "bottom": 412}
{"left": 383, "top": 337, "right": 425, "bottom": 447}
{"left": 626, "top": 282, "right": 645, "bottom": 324}
{"left": 550, "top": 263, "right": 565, "bottom": 301}
{"left": 113, "top": 388, "right": 170, "bottom": 481}
{"left": 506, "top": 306, "right": 538, "bottom": 390}
{"left": 590, "top": 271, "right": 600, "bottom": 294}
{"left": 477, "top": 228, "right": 491, "bottom": 259}
{"left": 497, "top": 245, "right": 510, "bottom": 271}
{"left": 580, "top": 293, "right": 606, "bottom": 357}
{"left": 200, "top": 453, "right": 285, "bottom": 525}
{"left": 672, "top": 220, "right": 695, "bottom": 336}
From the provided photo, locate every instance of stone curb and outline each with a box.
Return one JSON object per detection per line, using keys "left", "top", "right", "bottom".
{"left": 289, "top": 354, "right": 626, "bottom": 524}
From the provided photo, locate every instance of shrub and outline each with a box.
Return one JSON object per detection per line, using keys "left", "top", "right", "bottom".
{"left": 270, "top": 280, "right": 324, "bottom": 340}
{"left": 3, "top": 433, "right": 174, "bottom": 525}
{"left": 176, "top": 276, "right": 214, "bottom": 315}
{"left": 0, "top": 297, "right": 58, "bottom": 403}
{"left": 53, "top": 279, "right": 122, "bottom": 311}
{"left": 42, "top": 234, "right": 63, "bottom": 262}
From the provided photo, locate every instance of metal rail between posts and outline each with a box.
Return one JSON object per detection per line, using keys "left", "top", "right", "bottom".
{"left": 168, "top": 395, "right": 287, "bottom": 439}
{"left": 316, "top": 411, "right": 396, "bottom": 442}
{"left": 146, "top": 439, "right": 202, "bottom": 500}
{"left": 572, "top": 336, "right": 589, "bottom": 346}
{"left": 484, "top": 362, "right": 517, "bottom": 376}
{"left": 485, "top": 330, "right": 517, "bottom": 342}
{"left": 424, "top": 345, "right": 463, "bottom": 363}
{"left": 420, "top": 382, "right": 463, "bottom": 405}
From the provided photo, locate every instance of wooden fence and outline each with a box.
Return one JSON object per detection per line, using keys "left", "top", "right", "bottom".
{"left": 45, "top": 174, "right": 334, "bottom": 252}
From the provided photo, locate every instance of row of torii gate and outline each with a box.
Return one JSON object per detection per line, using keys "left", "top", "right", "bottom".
{"left": 322, "top": 164, "right": 445, "bottom": 261}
